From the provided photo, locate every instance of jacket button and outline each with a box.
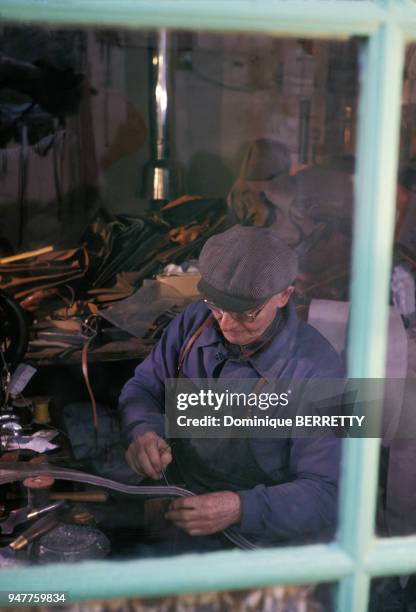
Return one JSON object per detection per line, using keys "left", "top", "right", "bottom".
{"left": 215, "top": 352, "right": 224, "bottom": 361}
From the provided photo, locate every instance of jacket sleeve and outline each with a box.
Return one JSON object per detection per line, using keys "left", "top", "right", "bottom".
{"left": 236, "top": 435, "right": 341, "bottom": 540}
{"left": 118, "top": 306, "right": 191, "bottom": 446}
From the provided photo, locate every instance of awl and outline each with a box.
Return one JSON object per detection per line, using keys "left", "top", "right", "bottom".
{"left": 0, "top": 500, "right": 66, "bottom": 535}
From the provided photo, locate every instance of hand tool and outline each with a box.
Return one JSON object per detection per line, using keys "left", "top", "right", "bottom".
{"left": 0, "top": 500, "right": 66, "bottom": 534}
{"left": 0, "top": 511, "right": 61, "bottom": 566}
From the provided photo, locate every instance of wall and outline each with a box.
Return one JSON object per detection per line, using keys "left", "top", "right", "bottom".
{"left": 0, "top": 28, "right": 359, "bottom": 247}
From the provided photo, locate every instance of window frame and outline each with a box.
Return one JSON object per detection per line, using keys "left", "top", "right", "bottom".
{"left": 1, "top": 2, "right": 415, "bottom": 610}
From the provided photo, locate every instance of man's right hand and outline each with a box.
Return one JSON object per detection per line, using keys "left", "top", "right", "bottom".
{"left": 125, "top": 432, "right": 172, "bottom": 480}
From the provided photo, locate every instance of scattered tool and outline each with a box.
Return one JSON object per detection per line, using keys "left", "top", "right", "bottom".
{"left": 0, "top": 500, "right": 66, "bottom": 535}
{"left": 0, "top": 511, "right": 61, "bottom": 566}
{"left": 160, "top": 468, "right": 169, "bottom": 486}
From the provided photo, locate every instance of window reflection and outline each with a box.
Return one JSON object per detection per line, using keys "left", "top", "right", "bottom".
{"left": 0, "top": 27, "right": 361, "bottom": 563}
{"left": 376, "top": 42, "right": 416, "bottom": 540}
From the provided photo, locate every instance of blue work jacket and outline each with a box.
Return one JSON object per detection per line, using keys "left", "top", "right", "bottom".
{"left": 119, "top": 299, "right": 343, "bottom": 543}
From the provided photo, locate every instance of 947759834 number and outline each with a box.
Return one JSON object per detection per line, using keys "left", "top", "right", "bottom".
{"left": 3, "top": 592, "right": 67, "bottom": 605}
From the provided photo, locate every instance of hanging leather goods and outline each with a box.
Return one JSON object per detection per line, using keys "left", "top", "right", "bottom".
{"left": 0, "top": 246, "right": 54, "bottom": 265}
{"left": 81, "top": 315, "right": 99, "bottom": 433}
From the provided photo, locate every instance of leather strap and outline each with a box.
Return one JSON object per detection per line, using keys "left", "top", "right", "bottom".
{"left": 81, "top": 335, "right": 98, "bottom": 429}
{"left": 81, "top": 316, "right": 99, "bottom": 429}
{"left": 176, "top": 314, "right": 214, "bottom": 376}
{"left": 0, "top": 463, "right": 257, "bottom": 551}
{"left": 253, "top": 377, "right": 267, "bottom": 393}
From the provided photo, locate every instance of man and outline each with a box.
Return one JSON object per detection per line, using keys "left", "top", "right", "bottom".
{"left": 227, "top": 139, "right": 354, "bottom": 301}
{"left": 227, "top": 139, "right": 297, "bottom": 233}
{"left": 119, "top": 225, "right": 343, "bottom": 546}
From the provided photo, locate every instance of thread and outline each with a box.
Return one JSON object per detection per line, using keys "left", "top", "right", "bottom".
{"left": 33, "top": 399, "right": 50, "bottom": 424}
{"left": 23, "top": 476, "right": 54, "bottom": 507}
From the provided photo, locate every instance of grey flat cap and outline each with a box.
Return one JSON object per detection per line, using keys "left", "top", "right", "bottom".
{"left": 198, "top": 225, "right": 298, "bottom": 312}
{"left": 245, "top": 139, "right": 291, "bottom": 181}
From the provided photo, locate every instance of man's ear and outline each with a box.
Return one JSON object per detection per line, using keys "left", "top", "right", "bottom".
{"left": 275, "top": 286, "right": 295, "bottom": 308}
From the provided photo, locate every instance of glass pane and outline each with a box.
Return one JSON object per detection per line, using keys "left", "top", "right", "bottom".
{"left": 0, "top": 24, "right": 359, "bottom": 568}
{"left": 370, "top": 576, "right": 416, "bottom": 612}
{"left": 58, "top": 583, "right": 336, "bottom": 611}
{"left": 377, "top": 42, "right": 416, "bottom": 539}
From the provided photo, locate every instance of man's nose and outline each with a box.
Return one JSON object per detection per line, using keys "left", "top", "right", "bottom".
{"left": 219, "top": 312, "right": 238, "bottom": 329}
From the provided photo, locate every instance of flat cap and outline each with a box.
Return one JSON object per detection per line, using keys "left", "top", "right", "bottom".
{"left": 198, "top": 225, "right": 298, "bottom": 312}
{"left": 245, "top": 139, "right": 291, "bottom": 181}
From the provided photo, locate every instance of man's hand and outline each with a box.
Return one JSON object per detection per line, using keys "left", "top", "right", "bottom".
{"left": 125, "top": 432, "right": 172, "bottom": 480}
{"left": 165, "top": 491, "right": 242, "bottom": 536}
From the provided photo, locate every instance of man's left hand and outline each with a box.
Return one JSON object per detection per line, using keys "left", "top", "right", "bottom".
{"left": 165, "top": 491, "right": 242, "bottom": 536}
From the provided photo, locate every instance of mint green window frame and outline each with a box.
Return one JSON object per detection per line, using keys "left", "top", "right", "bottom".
{"left": 0, "top": 1, "right": 414, "bottom": 610}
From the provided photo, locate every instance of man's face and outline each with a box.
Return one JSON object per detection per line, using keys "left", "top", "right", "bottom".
{"left": 211, "top": 287, "right": 294, "bottom": 346}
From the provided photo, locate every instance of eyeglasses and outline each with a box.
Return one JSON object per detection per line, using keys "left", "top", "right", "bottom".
{"left": 202, "top": 298, "right": 268, "bottom": 323}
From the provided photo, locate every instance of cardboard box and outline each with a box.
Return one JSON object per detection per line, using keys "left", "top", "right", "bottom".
{"left": 155, "top": 273, "right": 201, "bottom": 298}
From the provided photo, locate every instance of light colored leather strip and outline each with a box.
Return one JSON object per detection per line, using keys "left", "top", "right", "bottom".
{"left": 81, "top": 334, "right": 98, "bottom": 429}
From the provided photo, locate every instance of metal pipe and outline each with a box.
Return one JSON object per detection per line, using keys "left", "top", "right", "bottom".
{"left": 142, "top": 29, "right": 184, "bottom": 207}
{"left": 150, "top": 29, "right": 170, "bottom": 160}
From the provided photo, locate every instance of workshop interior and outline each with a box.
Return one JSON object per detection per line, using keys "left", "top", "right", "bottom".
{"left": 1, "top": 23, "right": 416, "bottom": 607}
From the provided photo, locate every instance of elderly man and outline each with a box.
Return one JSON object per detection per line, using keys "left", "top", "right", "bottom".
{"left": 119, "top": 225, "right": 343, "bottom": 547}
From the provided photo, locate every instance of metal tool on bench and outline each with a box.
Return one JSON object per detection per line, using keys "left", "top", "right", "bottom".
{"left": 0, "top": 500, "right": 66, "bottom": 535}
{"left": 0, "top": 462, "right": 258, "bottom": 551}
{"left": 0, "top": 511, "right": 62, "bottom": 566}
